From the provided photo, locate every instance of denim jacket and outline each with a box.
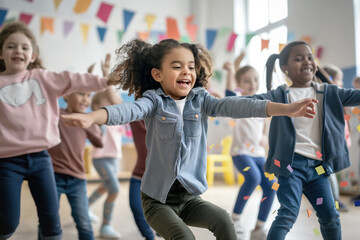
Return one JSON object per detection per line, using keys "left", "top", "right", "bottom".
{"left": 105, "top": 87, "right": 269, "bottom": 203}
{"left": 249, "top": 82, "right": 360, "bottom": 177}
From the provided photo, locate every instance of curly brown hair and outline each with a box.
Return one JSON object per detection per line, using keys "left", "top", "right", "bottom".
{"left": 0, "top": 22, "right": 44, "bottom": 72}
{"left": 107, "top": 38, "right": 213, "bottom": 100}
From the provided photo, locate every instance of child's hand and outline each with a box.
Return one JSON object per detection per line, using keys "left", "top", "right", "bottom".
{"left": 287, "top": 98, "right": 318, "bottom": 118}
{"left": 234, "top": 50, "right": 245, "bottom": 71}
{"left": 87, "top": 63, "right": 96, "bottom": 74}
{"left": 101, "top": 53, "right": 111, "bottom": 77}
{"left": 61, "top": 113, "right": 94, "bottom": 128}
{"left": 223, "top": 61, "right": 235, "bottom": 73}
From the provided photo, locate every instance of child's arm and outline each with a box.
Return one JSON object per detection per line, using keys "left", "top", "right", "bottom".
{"left": 62, "top": 108, "right": 108, "bottom": 129}
{"left": 234, "top": 50, "right": 245, "bottom": 72}
{"left": 223, "top": 61, "right": 236, "bottom": 93}
{"left": 266, "top": 98, "right": 318, "bottom": 118}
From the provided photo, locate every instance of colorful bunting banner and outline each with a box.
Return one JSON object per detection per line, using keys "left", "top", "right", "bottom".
{"left": 186, "top": 16, "right": 197, "bottom": 42}
{"left": 245, "top": 33, "right": 256, "bottom": 46}
{"left": 145, "top": 14, "right": 156, "bottom": 31}
{"left": 206, "top": 29, "right": 217, "bottom": 50}
{"left": 117, "top": 30, "right": 124, "bottom": 43}
{"left": 97, "top": 26, "right": 107, "bottom": 42}
{"left": 137, "top": 31, "right": 149, "bottom": 41}
{"left": 73, "top": 0, "right": 92, "bottom": 14}
{"left": 123, "top": 9, "right": 135, "bottom": 32}
{"left": 19, "top": 13, "right": 33, "bottom": 25}
{"left": 97, "top": 2, "right": 113, "bottom": 23}
{"left": 166, "top": 17, "right": 180, "bottom": 40}
{"left": 40, "top": 17, "right": 54, "bottom": 35}
{"left": 80, "top": 23, "right": 90, "bottom": 43}
{"left": 227, "top": 32, "right": 237, "bottom": 52}
{"left": 0, "top": 9, "right": 8, "bottom": 27}
{"left": 63, "top": 20, "right": 74, "bottom": 37}
{"left": 261, "top": 39, "right": 269, "bottom": 51}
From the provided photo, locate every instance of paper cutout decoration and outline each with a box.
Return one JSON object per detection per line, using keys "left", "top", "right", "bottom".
{"left": 117, "top": 30, "right": 124, "bottom": 43}
{"left": 166, "top": 17, "right": 180, "bottom": 40}
{"left": 19, "top": 13, "right": 33, "bottom": 25}
{"left": 209, "top": 144, "right": 214, "bottom": 149}
{"left": 316, "top": 150, "right": 322, "bottom": 159}
{"left": 186, "top": 16, "right": 197, "bottom": 42}
{"left": 206, "top": 29, "right": 217, "bottom": 50}
{"left": 265, "top": 172, "right": 275, "bottom": 181}
{"left": 137, "top": 31, "right": 149, "bottom": 41}
{"left": 301, "top": 35, "right": 312, "bottom": 45}
{"left": 97, "top": 26, "right": 107, "bottom": 42}
{"left": 80, "top": 23, "right": 90, "bottom": 43}
{"left": 214, "top": 120, "right": 220, "bottom": 125}
{"left": 274, "top": 159, "right": 280, "bottom": 167}
{"left": 73, "top": 0, "right": 92, "bottom": 14}
{"left": 180, "top": 35, "right": 191, "bottom": 43}
{"left": 40, "top": 17, "right": 54, "bottom": 35}
{"left": 0, "top": 8, "right": 8, "bottom": 26}
{"left": 316, "top": 197, "right": 323, "bottom": 205}
{"left": 218, "top": 27, "right": 232, "bottom": 38}
{"left": 227, "top": 32, "right": 238, "bottom": 52}
{"left": 316, "top": 46, "right": 323, "bottom": 59}
{"left": 352, "top": 107, "right": 360, "bottom": 115}
{"left": 271, "top": 182, "right": 279, "bottom": 191}
{"left": 313, "top": 228, "right": 320, "bottom": 236}
{"left": 96, "top": 2, "right": 113, "bottom": 23}
{"left": 354, "top": 200, "right": 360, "bottom": 207}
{"left": 287, "top": 164, "right": 293, "bottom": 173}
{"left": 243, "top": 167, "right": 251, "bottom": 172}
{"left": 344, "top": 114, "right": 351, "bottom": 121}
{"left": 340, "top": 181, "right": 348, "bottom": 187}
{"left": 63, "top": 20, "right": 74, "bottom": 37}
{"left": 145, "top": 14, "right": 156, "bottom": 31}
{"left": 261, "top": 197, "right": 267, "bottom": 202}
{"left": 279, "top": 43, "right": 285, "bottom": 53}
{"left": 158, "top": 33, "right": 168, "bottom": 42}
{"left": 315, "top": 165, "right": 325, "bottom": 175}
{"left": 213, "top": 70, "right": 222, "bottom": 83}
{"left": 335, "top": 200, "right": 339, "bottom": 209}
{"left": 54, "top": 0, "right": 63, "bottom": 10}
{"left": 245, "top": 33, "right": 255, "bottom": 46}
{"left": 4, "top": 17, "right": 16, "bottom": 24}
{"left": 123, "top": 9, "right": 135, "bottom": 32}
{"left": 261, "top": 39, "right": 269, "bottom": 51}
{"left": 287, "top": 32, "right": 295, "bottom": 42}
{"left": 307, "top": 208, "right": 312, "bottom": 217}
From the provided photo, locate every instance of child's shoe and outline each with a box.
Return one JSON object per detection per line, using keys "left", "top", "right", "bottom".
{"left": 100, "top": 224, "right": 121, "bottom": 239}
{"left": 88, "top": 209, "right": 99, "bottom": 222}
{"left": 233, "top": 220, "right": 246, "bottom": 240}
{"left": 250, "top": 227, "right": 267, "bottom": 240}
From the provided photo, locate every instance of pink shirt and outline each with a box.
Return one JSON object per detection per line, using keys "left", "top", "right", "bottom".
{"left": 92, "top": 125, "right": 123, "bottom": 159}
{"left": 48, "top": 109, "right": 103, "bottom": 179}
{"left": 0, "top": 69, "right": 107, "bottom": 158}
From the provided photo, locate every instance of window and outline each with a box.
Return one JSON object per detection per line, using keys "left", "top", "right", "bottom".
{"left": 235, "top": 0, "right": 288, "bottom": 93}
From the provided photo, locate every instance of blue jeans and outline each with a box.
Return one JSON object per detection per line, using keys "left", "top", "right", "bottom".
{"left": 92, "top": 157, "right": 119, "bottom": 195}
{"left": 267, "top": 153, "right": 341, "bottom": 240}
{"left": 55, "top": 173, "right": 93, "bottom": 240}
{"left": 232, "top": 155, "right": 276, "bottom": 221}
{"left": 129, "top": 177, "right": 154, "bottom": 240}
{"left": 0, "top": 151, "right": 62, "bottom": 240}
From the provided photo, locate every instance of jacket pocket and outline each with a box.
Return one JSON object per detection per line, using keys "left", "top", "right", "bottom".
{"left": 183, "top": 111, "right": 202, "bottom": 137}
{"left": 154, "top": 114, "right": 177, "bottom": 140}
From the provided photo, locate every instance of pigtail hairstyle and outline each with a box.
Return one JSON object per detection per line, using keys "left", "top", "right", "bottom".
{"left": 265, "top": 54, "right": 280, "bottom": 92}
{"left": 108, "top": 39, "right": 213, "bottom": 100}
{"left": 0, "top": 22, "right": 44, "bottom": 71}
{"left": 315, "top": 66, "right": 333, "bottom": 84}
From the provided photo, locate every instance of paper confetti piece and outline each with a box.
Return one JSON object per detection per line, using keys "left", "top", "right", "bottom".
{"left": 352, "top": 107, "right": 360, "bottom": 115}
{"left": 313, "top": 228, "right": 320, "bottom": 236}
{"left": 274, "top": 159, "right": 280, "bottom": 167}
{"left": 335, "top": 200, "right": 339, "bottom": 210}
{"left": 344, "top": 114, "right": 351, "bottom": 121}
{"left": 316, "top": 197, "right": 323, "bottom": 205}
{"left": 266, "top": 173, "right": 275, "bottom": 181}
{"left": 354, "top": 200, "right": 360, "bottom": 207}
{"left": 315, "top": 165, "right": 325, "bottom": 175}
{"left": 209, "top": 144, "right": 214, "bottom": 149}
{"left": 227, "top": 120, "right": 236, "bottom": 127}
{"left": 287, "top": 164, "right": 293, "bottom": 173}
{"left": 243, "top": 196, "right": 250, "bottom": 200}
{"left": 243, "top": 167, "right": 250, "bottom": 172}
{"left": 340, "top": 181, "right": 348, "bottom": 187}
{"left": 357, "top": 124, "right": 360, "bottom": 133}
{"left": 307, "top": 208, "right": 312, "bottom": 217}
{"left": 271, "top": 182, "right": 279, "bottom": 191}
{"left": 261, "top": 197, "right": 267, "bottom": 202}
{"left": 316, "top": 151, "right": 322, "bottom": 159}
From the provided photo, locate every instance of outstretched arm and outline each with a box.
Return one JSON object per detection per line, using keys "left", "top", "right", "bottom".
{"left": 266, "top": 98, "right": 318, "bottom": 118}
{"left": 223, "top": 61, "right": 236, "bottom": 92}
{"left": 61, "top": 109, "right": 108, "bottom": 128}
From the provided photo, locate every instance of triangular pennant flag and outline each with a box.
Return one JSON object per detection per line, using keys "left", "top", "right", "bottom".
{"left": 123, "top": 9, "right": 135, "bottom": 32}
{"left": 261, "top": 39, "right": 269, "bottom": 51}
{"left": 316, "top": 46, "right": 323, "bottom": 59}
{"left": 227, "top": 32, "right": 237, "bottom": 52}
{"left": 73, "top": 0, "right": 92, "bottom": 14}
{"left": 186, "top": 16, "right": 197, "bottom": 42}
{"left": 0, "top": 9, "right": 8, "bottom": 27}
{"left": 40, "top": 17, "right": 54, "bottom": 35}
{"left": 279, "top": 43, "right": 285, "bottom": 53}
{"left": 117, "top": 30, "right": 124, "bottom": 43}
{"left": 53, "top": 0, "right": 63, "bottom": 10}
{"left": 145, "top": 14, "right": 156, "bottom": 31}
{"left": 166, "top": 17, "right": 180, "bottom": 40}
{"left": 301, "top": 35, "right": 312, "bottom": 45}
{"left": 63, "top": 20, "right": 74, "bottom": 37}
{"left": 80, "top": 23, "right": 90, "bottom": 43}
{"left": 96, "top": 2, "right": 113, "bottom": 23}
{"left": 287, "top": 32, "right": 295, "bottom": 42}
{"left": 206, "top": 29, "right": 217, "bottom": 50}
{"left": 158, "top": 33, "right": 168, "bottom": 42}
{"left": 218, "top": 27, "right": 232, "bottom": 38}
{"left": 19, "top": 13, "right": 33, "bottom": 25}
{"left": 4, "top": 17, "right": 16, "bottom": 24}
{"left": 213, "top": 70, "right": 222, "bottom": 83}
{"left": 137, "top": 31, "right": 149, "bottom": 41}
{"left": 97, "top": 26, "right": 107, "bottom": 43}
{"left": 180, "top": 35, "right": 191, "bottom": 43}
{"left": 245, "top": 33, "right": 256, "bottom": 46}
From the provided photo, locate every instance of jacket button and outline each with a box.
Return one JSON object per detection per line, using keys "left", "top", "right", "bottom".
{"left": 195, "top": 114, "right": 199, "bottom": 118}
{"left": 161, "top": 116, "right": 166, "bottom": 121}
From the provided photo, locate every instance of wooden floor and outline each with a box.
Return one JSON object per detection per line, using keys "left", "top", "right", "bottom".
{"left": 11, "top": 180, "right": 360, "bottom": 240}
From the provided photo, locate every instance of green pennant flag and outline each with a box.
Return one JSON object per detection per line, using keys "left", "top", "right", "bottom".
{"left": 245, "top": 33, "right": 256, "bottom": 46}
{"left": 117, "top": 30, "right": 124, "bottom": 44}
{"left": 218, "top": 27, "right": 232, "bottom": 38}
{"left": 180, "top": 35, "right": 191, "bottom": 43}
{"left": 213, "top": 70, "right": 222, "bottom": 83}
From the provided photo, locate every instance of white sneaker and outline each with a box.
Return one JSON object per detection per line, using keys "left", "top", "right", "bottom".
{"left": 88, "top": 209, "right": 99, "bottom": 222}
{"left": 233, "top": 220, "right": 246, "bottom": 240}
{"left": 100, "top": 225, "right": 121, "bottom": 239}
{"left": 250, "top": 228, "right": 267, "bottom": 240}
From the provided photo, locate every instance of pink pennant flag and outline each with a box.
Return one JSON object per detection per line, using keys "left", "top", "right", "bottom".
{"left": 19, "top": 13, "right": 33, "bottom": 25}
{"left": 96, "top": 2, "right": 113, "bottom": 23}
{"left": 227, "top": 32, "right": 237, "bottom": 52}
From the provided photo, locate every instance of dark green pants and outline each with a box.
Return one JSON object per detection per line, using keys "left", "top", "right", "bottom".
{"left": 141, "top": 181, "right": 237, "bottom": 240}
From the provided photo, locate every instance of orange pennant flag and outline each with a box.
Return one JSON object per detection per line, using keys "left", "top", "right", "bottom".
{"left": 261, "top": 39, "right": 269, "bottom": 51}
{"left": 279, "top": 43, "right": 285, "bottom": 53}
{"left": 73, "top": 0, "right": 92, "bottom": 14}
{"left": 166, "top": 17, "right": 180, "bottom": 40}
{"left": 307, "top": 208, "right": 312, "bottom": 217}
{"left": 40, "top": 17, "right": 54, "bottom": 35}
{"left": 137, "top": 31, "right": 150, "bottom": 41}
{"left": 54, "top": 0, "right": 63, "bottom": 10}
{"left": 301, "top": 35, "right": 312, "bottom": 45}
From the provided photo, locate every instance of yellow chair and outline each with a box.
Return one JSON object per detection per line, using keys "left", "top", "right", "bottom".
{"left": 83, "top": 145, "right": 93, "bottom": 174}
{"left": 206, "top": 136, "right": 235, "bottom": 186}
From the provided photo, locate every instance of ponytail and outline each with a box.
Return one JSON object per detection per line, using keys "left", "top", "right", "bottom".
{"left": 315, "top": 66, "right": 333, "bottom": 84}
{"left": 265, "top": 54, "right": 279, "bottom": 92}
